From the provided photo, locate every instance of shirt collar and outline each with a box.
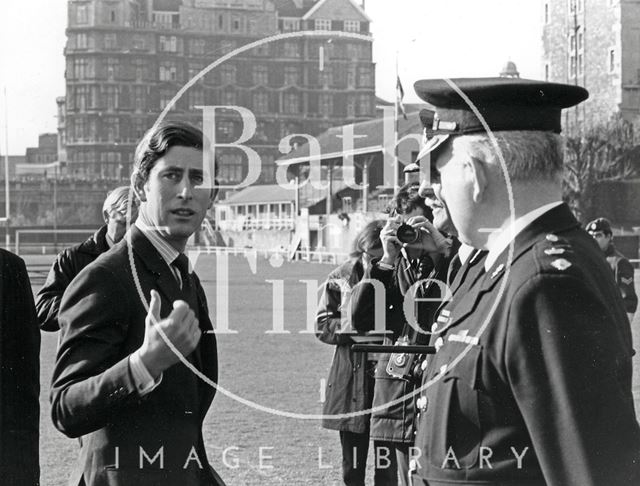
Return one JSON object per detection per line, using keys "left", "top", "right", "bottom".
{"left": 134, "top": 219, "right": 180, "bottom": 267}
{"left": 484, "top": 201, "right": 564, "bottom": 271}
{"left": 457, "top": 243, "right": 475, "bottom": 265}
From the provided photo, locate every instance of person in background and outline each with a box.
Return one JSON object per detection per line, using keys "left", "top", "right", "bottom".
{"left": 36, "top": 185, "right": 138, "bottom": 331}
{"left": 586, "top": 217, "right": 637, "bottom": 321}
{"left": 316, "top": 219, "right": 397, "bottom": 486}
{"left": 0, "top": 248, "right": 40, "bottom": 485}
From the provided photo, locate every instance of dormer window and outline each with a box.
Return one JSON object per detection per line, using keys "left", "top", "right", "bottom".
{"left": 315, "top": 19, "right": 332, "bottom": 31}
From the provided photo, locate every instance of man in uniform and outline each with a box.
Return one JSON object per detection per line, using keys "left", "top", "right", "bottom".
{"left": 586, "top": 217, "right": 637, "bottom": 321}
{"left": 409, "top": 77, "right": 640, "bottom": 486}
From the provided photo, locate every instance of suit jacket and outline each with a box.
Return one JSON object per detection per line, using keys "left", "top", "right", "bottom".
{"left": 413, "top": 203, "right": 640, "bottom": 486}
{"left": 0, "top": 249, "right": 40, "bottom": 485}
{"left": 51, "top": 227, "right": 222, "bottom": 486}
{"left": 36, "top": 225, "right": 110, "bottom": 331}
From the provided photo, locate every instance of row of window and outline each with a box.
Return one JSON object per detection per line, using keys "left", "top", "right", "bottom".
{"left": 543, "top": 47, "right": 617, "bottom": 81}
{"left": 68, "top": 57, "right": 374, "bottom": 88}
{"left": 544, "top": 0, "right": 617, "bottom": 24}
{"left": 70, "top": 32, "right": 371, "bottom": 61}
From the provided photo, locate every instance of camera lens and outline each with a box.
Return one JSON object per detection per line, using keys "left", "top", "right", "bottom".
{"left": 396, "top": 223, "right": 419, "bottom": 244}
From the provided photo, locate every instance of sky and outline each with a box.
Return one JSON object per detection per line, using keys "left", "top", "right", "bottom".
{"left": 0, "top": 0, "right": 542, "bottom": 154}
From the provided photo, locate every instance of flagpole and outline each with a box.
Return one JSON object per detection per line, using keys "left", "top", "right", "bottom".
{"left": 393, "top": 52, "right": 399, "bottom": 195}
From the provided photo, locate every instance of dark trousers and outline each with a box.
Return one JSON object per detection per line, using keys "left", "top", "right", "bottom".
{"left": 394, "top": 443, "right": 411, "bottom": 486}
{"left": 339, "top": 431, "right": 398, "bottom": 486}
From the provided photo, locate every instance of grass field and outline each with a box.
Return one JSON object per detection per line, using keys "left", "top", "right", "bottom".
{"left": 29, "top": 254, "right": 640, "bottom": 486}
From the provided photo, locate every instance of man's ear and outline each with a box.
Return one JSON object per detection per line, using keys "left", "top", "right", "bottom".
{"left": 466, "top": 156, "right": 488, "bottom": 203}
{"left": 131, "top": 170, "right": 147, "bottom": 202}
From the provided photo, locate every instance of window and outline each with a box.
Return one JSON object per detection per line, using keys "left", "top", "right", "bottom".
{"left": 569, "top": 54, "right": 576, "bottom": 78}
{"left": 319, "top": 94, "right": 333, "bottom": 117}
{"left": 154, "top": 12, "right": 174, "bottom": 28}
{"left": 347, "top": 67, "right": 356, "bottom": 88}
{"left": 76, "top": 33, "right": 88, "bottom": 49}
{"left": 159, "top": 35, "right": 177, "bottom": 53}
{"left": 104, "top": 117, "right": 119, "bottom": 142}
{"left": 568, "top": 0, "right": 576, "bottom": 13}
{"left": 110, "top": 10, "right": 117, "bottom": 23}
{"left": 315, "top": 19, "right": 332, "bottom": 31}
{"left": 609, "top": 48, "right": 616, "bottom": 72}
{"left": 159, "top": 90, "right": 174, "bottom": 110}
{"left": 188, "top": 89, "right": 204, "bottom": 109}
{"left": 105, "top": 86, "right": 119, "bottom": 110}
{"left": 357, "top": 94, "right": 370, "bottom": 116}
{"left": 284, "top": 66, "right": 298, "bottom": 85}
{"left": 74, "top": 58, "right": 88, "bottom": 79}
{"left": 253, "top": 44, "right": 270, "bottom": 56}
{"left": 283, "top": 41, "right": 300, "bottom": 58}
{"left": 218, "top": 121, "right": 235, "bottom": 139}
{"left": 544, "top": 2, "right": 549, "bottom": 24}
{"left": 344, "top": 20, "right": 360, "bottom": 32}
{"left": 220, "top": 153, "right": 243, "bottom": 182}
{"left": 358, "top": 66, "right": 373, "bottom": 87}
{"left": 222, "top": 90, "right": 236, "bottom": 105}
{"left": 253, "top": 65, "right": 269, "bottom": 85}
{"left": 76, "top": 5, "right": 88, "bottom": 24}
{"left": 320, "top": 66, "right": 332, "bottom": 87}
{"left": 545, "top": 63, "right": 550, "bottom": 81}
{"left": 282, "top": 18, "right": 300, "bottom": 32}
{"left": 188, "top": 62, "right": 204, "bottom": 82}
{"left": 283, "top": 93, "right": 299, "bottom": 114}
{"left": 133, "top": 86, "right": 146, "bottom": 112}
{"left": 106, "top": 58, "right": 118, "bottom": 80}
{"left": 190, "top": 38, "right": 206, "bottom": 56}
{"left": 346, "top": 97, "right": 355, "bottom": 117}
{"left": 104, "top": 33, "right": 117, "bottom": 50}
{"left": 159, "top": 61, "right": 178, "bottom": 81}
{"left": 253, "top": 92, "right": 269, "bottom": 114}
{"left": 218, "top": 14, "right": 224, "bottom": 30}
{"left": 133, "top": 118, "right": 146, "bottom": 138}
{"left": 232, "top": 16, "right": 241, "bottom": 31}
{"left": 342, "top": 196, "right": 352, "bottom": 213}
{"left": 76, "top": 86, "right": 89, "bottom": 111}
{"left": 221, "top": 65, "right": 236, "bottom": 84}
{"left": 133, "top": 59, "right": 146, "bottom": 81}
{"left": 577, "top": 53, "right": 583, "bottom": 76}
{"left": 132, "top": 35, "right": 145, "bottom": 50}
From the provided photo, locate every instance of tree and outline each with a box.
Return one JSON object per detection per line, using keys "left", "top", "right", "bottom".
{"left": 563, "top": 115, "right": 640, "bottom": 224}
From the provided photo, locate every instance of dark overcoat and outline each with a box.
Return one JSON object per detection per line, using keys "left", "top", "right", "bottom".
{"left": 413, "top": 203, "right": 640, "bottom": 486}
{"left": 0, "top": 249, "right": 40, "bottom": 485}
{"left": 50, "top": 227, "right": 223, "bottom": 486}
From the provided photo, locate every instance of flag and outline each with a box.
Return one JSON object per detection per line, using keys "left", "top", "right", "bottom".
{"left": 396, "top": 76, "right": 408, "bottom": 120}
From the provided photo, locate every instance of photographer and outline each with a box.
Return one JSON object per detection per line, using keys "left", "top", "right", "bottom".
{"left": 351, "top": 182, "right": 452, "bottom": 485}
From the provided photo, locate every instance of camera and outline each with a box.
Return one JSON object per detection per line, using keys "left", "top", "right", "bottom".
{"left": 385, "top": 336, "right": 416, "bottom": 379}
{"left": 396, "top": 223, "right": 420, "bottom": 244}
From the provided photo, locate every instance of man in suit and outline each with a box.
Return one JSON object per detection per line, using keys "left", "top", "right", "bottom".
{"left": 0, "top": 248, "right": 40, "bottom": 485}
{"left": 409, "top": 78, "right": 640, "bottom": 485}
{"left": 36, "top": 185, "right": 138, "bottom": 331}
{"left": 50, "top": 121, "right": 224, "bottom": 486}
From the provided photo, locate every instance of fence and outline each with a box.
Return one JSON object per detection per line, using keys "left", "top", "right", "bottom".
{"left": 191, "top": 245, "right": 349, "bottom": 265}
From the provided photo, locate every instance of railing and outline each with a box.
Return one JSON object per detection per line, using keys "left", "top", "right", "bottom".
{"left": 191, "top": 245, "right": 349, "bottom": 265}
{"left": 218, "top": 218, "right": 295, "bottom": 231}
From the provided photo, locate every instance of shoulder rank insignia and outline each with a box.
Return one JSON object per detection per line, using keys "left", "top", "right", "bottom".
{"left": 551, "top": 258, "right": 572, "bottom": 271}
{"left": 621, "top": 277, "right": 633, "bottom": 285}
{"left": 544, "top": 247, "right": 566, "bottom": 256}
{"left": 491, "top": 263, "right": 505, "bottom": 279}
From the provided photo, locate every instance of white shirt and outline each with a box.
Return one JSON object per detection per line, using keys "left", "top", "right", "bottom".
{"left": 484, "top": 201, "right": 564, "bottom": 271}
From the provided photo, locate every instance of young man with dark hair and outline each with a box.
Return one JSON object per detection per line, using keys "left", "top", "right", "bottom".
{"left": 50, "top": 121, "right": 224, "bottom": 486}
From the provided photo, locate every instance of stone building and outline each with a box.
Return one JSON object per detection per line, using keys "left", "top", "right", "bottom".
{"left": 63, "top": 0, "right": 376, "bottom": 184}
{"left": 542, "top": 0, "right": 640, "bottom": 132}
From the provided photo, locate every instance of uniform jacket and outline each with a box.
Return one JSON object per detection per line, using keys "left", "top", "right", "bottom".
{"left": 605, "top": 243, "right": 638, "bottom": 314}
{"left": 50, "top": 226, "right": 222, "bottom": 486}
{"left": 354, "top": 253, "right": 450, "bottom": 444}
{"left": 0, "top": 249, "right": 40, "bottom": 485}
{"left": 413, "top": 203, "right": 639, "bottom": 486}
{"left": 36, "top": 225, "right": 110, "bottom": 331}
{"left": 316, "top": 259, "right": 373, "bottom": 433}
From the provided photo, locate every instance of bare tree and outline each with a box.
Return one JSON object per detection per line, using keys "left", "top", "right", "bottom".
{"left": 563, "top": 115, "right": 640, "bottom": 223}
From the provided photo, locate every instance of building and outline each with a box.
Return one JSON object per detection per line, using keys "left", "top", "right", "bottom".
{"left": 542, "top": 0, "right": 640, "bottom": 131}
{"left": 25, "top": 134, "right": 59, "bottom": 166}
{"left": 63, "top": 0, "right": 376, "bottom": 184}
